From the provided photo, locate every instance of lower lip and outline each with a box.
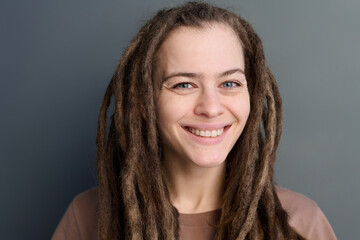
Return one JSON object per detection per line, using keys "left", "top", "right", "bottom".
{"left": 183, "top": 126, "right": 230, "bottom": 145}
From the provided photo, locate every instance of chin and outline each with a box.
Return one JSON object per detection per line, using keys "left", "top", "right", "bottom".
{"left": 189, "top": 154, "right": 227, "bottom": 168}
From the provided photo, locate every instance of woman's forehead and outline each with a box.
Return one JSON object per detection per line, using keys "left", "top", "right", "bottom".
{"left": 155, "top": 23, "right": 245, "bottom": 78}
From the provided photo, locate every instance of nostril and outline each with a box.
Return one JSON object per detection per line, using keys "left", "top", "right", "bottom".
{"left": 194, "top": 97, "right": 225, "bottom": 117}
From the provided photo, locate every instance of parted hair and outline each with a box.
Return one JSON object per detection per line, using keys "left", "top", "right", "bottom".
{"left": 96, "top": 2, "right": 306, "bottom": 240}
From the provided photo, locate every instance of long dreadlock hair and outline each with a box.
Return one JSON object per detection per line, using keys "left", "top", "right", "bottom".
{"left": 96, "top": 2, "right": 306, "bottom": 239}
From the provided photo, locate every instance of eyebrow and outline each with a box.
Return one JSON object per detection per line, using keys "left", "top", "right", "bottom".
{"left": 218, "top": 68, "right": 245, "bottom": 77}
{"left": 163, "top": 68, "right": 245, "bottom": 82}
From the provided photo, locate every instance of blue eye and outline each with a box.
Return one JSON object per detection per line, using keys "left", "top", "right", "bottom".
{"left": 222, "top": 81, "right": 239, "bottom": 88}
{"left": 174, "top": 82, "right": 193, "bottom": 89}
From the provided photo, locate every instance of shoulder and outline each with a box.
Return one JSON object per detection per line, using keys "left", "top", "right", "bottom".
{"left": 72, "top": 187, "right": 98, "bottom": 213}
{"left": 276, "top": 186, "right": 318, "bottom": 219}
{"left": 71, "top": 187, "right": 99, "bottom": 239}
{"left": 52, "top": 187, "right": 99, "bottom": 240}
{"left": 275, "top": 186, "right": 337, "bottom": 240}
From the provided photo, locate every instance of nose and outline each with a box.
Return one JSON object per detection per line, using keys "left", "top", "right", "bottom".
{"left": 194, "top": 87, "right": 225, "bottom": 118}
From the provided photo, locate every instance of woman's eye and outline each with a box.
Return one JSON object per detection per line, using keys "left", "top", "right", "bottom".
{"left": 173, "top": 82, "right": 193, "bottom": 89}
{"left": 222, "top": 81, "right": 240, "bottom": 88}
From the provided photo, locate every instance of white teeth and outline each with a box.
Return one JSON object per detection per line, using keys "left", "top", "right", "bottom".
{"left": 187, "top": 127, "right": 225, "bottom": 138}
{"left": 211, "top": 130, "right": 217, "bottom": 137}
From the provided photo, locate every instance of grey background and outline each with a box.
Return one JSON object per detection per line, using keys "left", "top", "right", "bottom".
{"left": 1, "top": 0, "right": 358, "bottom": 239}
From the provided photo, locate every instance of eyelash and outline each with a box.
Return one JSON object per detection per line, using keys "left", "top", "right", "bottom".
{"left": 172, "top": 82, "right": 194, "bottom": 89}
{"left": 221, "top": 81, "right": 241, "bottom": 88}
{"left": 172, "top": 81, "right": 241, "bottom": 89}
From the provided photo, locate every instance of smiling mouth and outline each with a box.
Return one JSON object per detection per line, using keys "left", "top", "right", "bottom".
{"left": 185, "top": 126, "right": 227, "bottom": 138}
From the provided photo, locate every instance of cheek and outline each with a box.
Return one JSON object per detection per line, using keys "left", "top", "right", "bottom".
{"left": 229, "top": 94, "right": 251, "bottom": 121}
{"left": 241, "top": 101, "right": 251, "bottom": 120}
{"left": 157, "top": 95, "right": 194, "bottom": 123}
{"left": 156, "top": 96, "right": 186, "bottom": 136}
{"left": 156, "top": 96, "right": 197, "bottom": 148}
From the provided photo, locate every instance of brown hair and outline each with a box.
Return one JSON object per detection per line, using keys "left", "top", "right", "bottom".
{"left": 96, "top": 2, "right": 305, "bottom": 239}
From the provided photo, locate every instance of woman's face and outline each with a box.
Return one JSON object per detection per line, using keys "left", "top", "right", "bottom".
{"left": 155, "top": 23, "right": 250, "bottom": 169}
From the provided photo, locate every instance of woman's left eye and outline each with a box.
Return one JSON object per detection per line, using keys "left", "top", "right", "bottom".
{"left": 173, "top": 82, "right": 193, "bottom": 89}
{"left": 221, "top": 81, "right": 240, "bottom": 88}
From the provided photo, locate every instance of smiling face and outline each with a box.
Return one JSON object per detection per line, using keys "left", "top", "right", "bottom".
{"left": 155, "top": 23, "right": 250, "bottom": 170}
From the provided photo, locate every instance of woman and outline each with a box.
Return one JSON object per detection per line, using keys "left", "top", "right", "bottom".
{"left": 52, "top": 2, "right": 337, "bottom": 239}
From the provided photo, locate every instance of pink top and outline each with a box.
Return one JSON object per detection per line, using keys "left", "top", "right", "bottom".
{"left": 52, "top": 186, "right": 337, "bottom": 240}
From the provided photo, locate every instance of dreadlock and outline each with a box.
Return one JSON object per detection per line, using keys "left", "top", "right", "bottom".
{"left": 96, "top": 2, "right": 306, "bottom": 239}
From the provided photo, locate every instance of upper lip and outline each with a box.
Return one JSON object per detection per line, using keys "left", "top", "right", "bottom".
{"left": 181, "top": 123, "right": 231, "bottom": 130}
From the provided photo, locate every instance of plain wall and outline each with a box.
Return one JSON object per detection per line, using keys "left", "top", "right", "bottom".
{"left": 1, "top": 0, "right": 359, "bottom": 239}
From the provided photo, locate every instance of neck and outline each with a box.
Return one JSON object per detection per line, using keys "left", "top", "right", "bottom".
{"left": 162, "top": 156, "right": 226, "bottom": 214}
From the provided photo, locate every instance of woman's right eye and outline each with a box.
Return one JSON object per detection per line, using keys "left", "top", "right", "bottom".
{"left": 173, "top": 82, "right": 193, "bottom": 89}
